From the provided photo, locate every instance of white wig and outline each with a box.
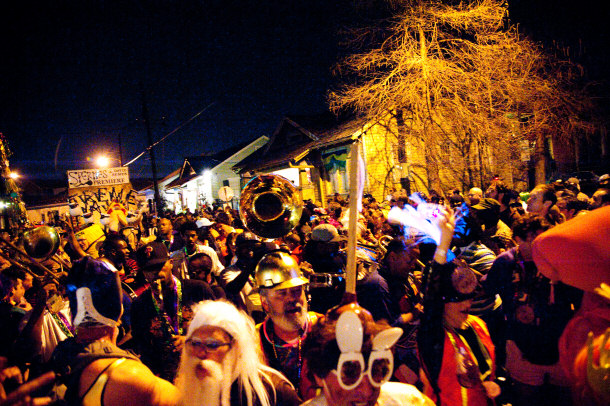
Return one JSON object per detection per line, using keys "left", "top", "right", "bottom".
{"left": 186, "top": 300, "right": 275, "bottom": 406}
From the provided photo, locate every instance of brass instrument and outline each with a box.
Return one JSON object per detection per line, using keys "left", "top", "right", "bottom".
{"left": 333, "top": 233, "right": 394, "bottom": 283}
{"left": 377, "top": 234, "right": 393, "bottom": 257}
{"left": 26, "top": 225, "right": 73, "bottom": 271}
{"left": 23, "top": 225, "right": 61, "bottom": 260}
{"left": 239, "top": 174, "right": 303, "bottom": 239}
{"left": 239, "top": 174, "right": 391, "bottom": 285}
{"left": 309, "top": 272, "right": 345, "bottom": 288}
{"left": 0, "top": 225, "right": 65, "bottom": 284}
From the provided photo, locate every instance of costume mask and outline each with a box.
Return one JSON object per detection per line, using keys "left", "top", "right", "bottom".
{"left": 332, "top": 310, "right": 402, "bottom": 390}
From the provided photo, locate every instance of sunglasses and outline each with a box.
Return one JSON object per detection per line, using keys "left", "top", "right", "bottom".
{"left": 186, "top": 337, "right": 233, "bottom": 354}
{"left": 333, "top": 349, "right": 394, "bottom": 390}
{"left": 333, "top": 311, "right": 402, "bottom": 391}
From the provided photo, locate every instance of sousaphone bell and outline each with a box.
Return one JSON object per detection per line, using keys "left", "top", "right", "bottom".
{"left": 239, "top": 174, "right": 303, "bottom": 239}
{"left": 23, "top": 225, "right": 61, "bottom": 260}
{"left": 0, "top": 225, "right": 64, "bottom": 284}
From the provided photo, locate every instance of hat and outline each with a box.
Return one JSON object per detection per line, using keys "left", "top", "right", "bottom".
{"left": 440, "top": 262, "right": 478, "bottom": 303}
{"left": 311, "top": 224, "right": 345, "bottom": 243}
{"left": 66, "top": 256, "right": 123, "bottom": 328}
{"left": 235, "top": 231, "right": 260, "bottom": 246}
{"left": 532, "top": 205, "right": 610, "bottom": 293}
{"left": 519, "top": 192, "right": 530, "bottom": 202}
{"left": 471, "top": 198, "right": 501, "bottom": 228}
{"left": 135, "top": 242, "right": 170, "bottom": 269}
{"left": 196, "top": 218, "right": 214, "bottom": 227}
{"left": 472, "top": 197, "right": 500, "bottom": 212}
{"left": 255, "top": 251, "right": 308, "bottom": 290}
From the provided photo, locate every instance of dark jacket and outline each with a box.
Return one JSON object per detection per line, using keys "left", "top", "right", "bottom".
{"left": 130, "top": 278, "right": 215, "bottom": 381}
{"left": 229, "top": 368, "right": 301, "bottom": 406}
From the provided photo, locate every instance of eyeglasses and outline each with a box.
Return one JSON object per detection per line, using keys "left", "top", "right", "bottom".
{"left": 332, "top": 349, "right": 394, "bottom": 390}
{"left": 186, "top": 338, "right": 233, "bottom": 355}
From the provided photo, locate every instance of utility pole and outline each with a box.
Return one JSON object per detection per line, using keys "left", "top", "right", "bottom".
{"left": 118, "top": 131, "right": 123, "bottom": 166}
{"left": 141, "top": 88, "right": 163, "bottom": 214}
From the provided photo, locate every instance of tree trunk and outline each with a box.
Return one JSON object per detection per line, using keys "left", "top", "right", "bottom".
{"left": 478, "top": 137, "right": 485, "bottom": 189}
{"left": 535, "top": 132, "right": 546, "bottom": 185}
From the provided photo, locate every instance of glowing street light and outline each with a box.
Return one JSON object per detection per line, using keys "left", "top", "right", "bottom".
{"left": 8, "top": 171, "right": 19, "bottom": 180}
{"left": 95, "top": 155, "right": 111, "bottom": 168}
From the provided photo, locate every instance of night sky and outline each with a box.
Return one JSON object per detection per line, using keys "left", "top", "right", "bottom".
{"left": 0, "top": 0, "right": 374, "bottom": 179}
{"left": 1, "top": 0, "right": 607, "bottom": 181}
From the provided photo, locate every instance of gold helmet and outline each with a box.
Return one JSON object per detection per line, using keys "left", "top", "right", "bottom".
{"left": 255, "top": 251, "right": 308, "bottom": 290}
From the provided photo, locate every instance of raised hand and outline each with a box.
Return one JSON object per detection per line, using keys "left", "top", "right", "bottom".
{"left": 433, "top": 207, "right": 455, "bottom": 265}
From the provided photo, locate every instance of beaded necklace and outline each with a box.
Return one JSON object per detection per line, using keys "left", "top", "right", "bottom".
{"left": 265, "top": 317, "right": 309, "bottom": 383}
{"left": 49, "top": 309, "right": 74, "bottom": 338}
{"left": 151, "top": 276, "right": 183, "bottom": 335}
{"left": 272, "top": 335, "right": 302, "bottom": 380}
{"left": 184, "top": 246, "right": 200, "bottom": 257}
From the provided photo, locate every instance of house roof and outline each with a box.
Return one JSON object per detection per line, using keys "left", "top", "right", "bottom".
{"left": 23, "top": 189, "right": 70, "bottom": 207}
{"left": 182, "top": 156, "right": 219, "bottom": 176}
{"left": 165, "top": 173, "right": 198, "bottom": 189}
{"left": 211, "top": 138, "right": 256, "bottom": 162}
{"left": 164, "top": 156, "right": 218, "bottom": 189}
{"left": 164, "top": 136, "right": 267, "bottom": 189}
{"left": 234, "top": 113, "right": 366, "bottom": 173}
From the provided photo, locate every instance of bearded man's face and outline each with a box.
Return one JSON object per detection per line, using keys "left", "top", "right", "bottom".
{"left": 261, "top": 285, "right": 309, "bottom": 333}
{"left": 175, "top": 326, "right": 236, "bottom": 406}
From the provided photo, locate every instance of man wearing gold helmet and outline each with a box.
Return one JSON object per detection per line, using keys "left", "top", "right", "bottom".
{"left": 255, "top": 251, "right": 321, "bottom": 401}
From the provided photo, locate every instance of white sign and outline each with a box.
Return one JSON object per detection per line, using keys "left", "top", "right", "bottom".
{"left": 218, "top": 186, "right": 234, "bottom": 202}
{"left": 67, "top": 166, "right": 130, "bottom": 189}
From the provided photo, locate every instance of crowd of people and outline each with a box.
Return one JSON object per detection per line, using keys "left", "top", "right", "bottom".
{"left": 0, "top": 173, "right": 609, "bottom": 406}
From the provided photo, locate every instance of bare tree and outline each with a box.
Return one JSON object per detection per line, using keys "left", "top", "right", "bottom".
{"left": 330, "top": 0, "right": 596, "bottom": 192}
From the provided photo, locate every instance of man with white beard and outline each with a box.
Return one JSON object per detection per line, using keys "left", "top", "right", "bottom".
{"left": 255, "top": 251, "right": 321, "bottom": 400}
{"left": 175, "top": 300, "right": 300, "bottom": 406}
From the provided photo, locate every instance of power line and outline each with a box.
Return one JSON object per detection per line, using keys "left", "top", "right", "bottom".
{"left": 123, "top": 103, "right": 215, "bottom": 167}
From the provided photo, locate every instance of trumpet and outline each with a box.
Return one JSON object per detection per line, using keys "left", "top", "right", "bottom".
{"left": 0, "top": 225, "right": 66, "bottom": 285}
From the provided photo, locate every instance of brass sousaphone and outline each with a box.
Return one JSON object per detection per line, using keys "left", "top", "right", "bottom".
{"left": 22, "top": 225, "right": 61, "bottom": 260}
{"left": 0, "top": 225, "right": 64, "bottom": 284}
{"left": 239, "top": 174, "right": 303, "bottom": 239}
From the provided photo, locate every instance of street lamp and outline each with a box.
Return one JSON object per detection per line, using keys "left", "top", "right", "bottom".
{"left": 95, "top": 155, "right": 111, "bottom": 168}
{"left": 94, "top": 154, "right": 123, "bottom": 168}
